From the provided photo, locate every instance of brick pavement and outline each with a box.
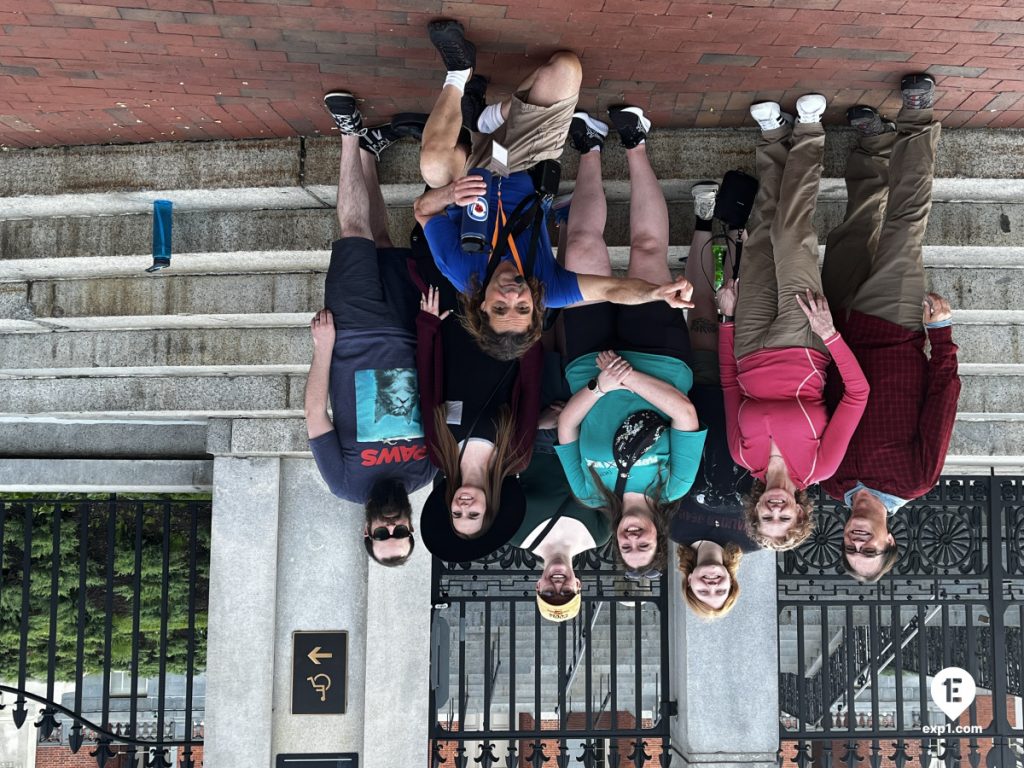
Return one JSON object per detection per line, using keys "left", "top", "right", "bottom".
{"left": 2, "top": 0, "right": 1024, "bottom": 148}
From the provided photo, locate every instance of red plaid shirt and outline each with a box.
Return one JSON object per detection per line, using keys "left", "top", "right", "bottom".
{"left": 821, "top": 310, "right": 961, "bottom": 503}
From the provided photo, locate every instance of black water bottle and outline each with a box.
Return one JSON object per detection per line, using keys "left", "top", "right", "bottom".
{"left": 460, "top": 168, "right": 492, "bottom": 253}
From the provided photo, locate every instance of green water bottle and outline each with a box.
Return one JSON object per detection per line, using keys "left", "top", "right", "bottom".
{"left": 711, "top": 243, "right": 726, "bottom": 289}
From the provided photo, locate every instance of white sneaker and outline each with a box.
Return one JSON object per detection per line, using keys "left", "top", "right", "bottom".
{"left": 691, "top": 181, "right": 719, "bottom": 221}
{"left": 796, "top": 93, "right": 827, "bottom": 124}
{"left": 750, "top": 101, "right": 792, "bottom": 132}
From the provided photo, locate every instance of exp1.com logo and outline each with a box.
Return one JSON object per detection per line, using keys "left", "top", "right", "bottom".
{"left": 922, "top": 667, "right": 983, "bottom": 735}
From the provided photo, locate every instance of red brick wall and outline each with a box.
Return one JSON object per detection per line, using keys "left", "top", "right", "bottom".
{"left": 35, "top": 744, "right": 202, "bottom": 768}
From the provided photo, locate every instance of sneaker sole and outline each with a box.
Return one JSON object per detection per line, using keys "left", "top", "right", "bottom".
{"left": 572, "top": 111, "right": 609, "bottom": 137}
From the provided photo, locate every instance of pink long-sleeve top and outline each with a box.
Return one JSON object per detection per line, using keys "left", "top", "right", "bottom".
{"left": 718, "top": 323, "right": 870, "bottom": 488}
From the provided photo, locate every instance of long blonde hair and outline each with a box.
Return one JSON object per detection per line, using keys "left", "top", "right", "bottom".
{"left": 676, "top": 541, "right": 743, "bottom": 620}
{"left": 431, "top": 405, "right": 525, "bottom": 539}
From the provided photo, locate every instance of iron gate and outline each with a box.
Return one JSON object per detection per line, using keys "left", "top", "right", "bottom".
{"left": 777, "top": 474, "right": 1024, "bottom": 767}
{"left": 429, "top": 542, "right": 672, "bottom": 768}
{"left": 0, "top": 495, "right": 210, "bottom": 768}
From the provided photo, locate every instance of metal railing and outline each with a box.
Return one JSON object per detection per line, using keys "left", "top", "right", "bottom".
{"left": 429, "top": 542, "right": 671, "bottom": 767}
{"left": 0, "top": 495, "right": 210, "bottom": 768}
{"left": 777, "top": 474, "right": 1024, "bottom": 767}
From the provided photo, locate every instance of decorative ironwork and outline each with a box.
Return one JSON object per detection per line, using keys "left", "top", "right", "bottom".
{"left": 430, "top": 541, "right": 671, "bottom": 767}
{"left": 0, "top": 495, "right": 210, "bottom": 768}
{"left": 778, "top": 475, "right": 1024, "bottom": 767}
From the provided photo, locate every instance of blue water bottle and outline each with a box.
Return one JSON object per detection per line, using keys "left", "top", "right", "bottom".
{"left": 460, "top": 168, "right": 492, "bottom": 254}
{"left": 146, "top": 199, "right": 173, "bottom": 273}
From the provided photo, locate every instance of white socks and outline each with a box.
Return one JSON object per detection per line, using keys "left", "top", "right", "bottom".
{"left": 444, "top": 68, "right": 471, "bottom": 93}
{"left": 477, "top": 103, "right": 505, "bottom": 134}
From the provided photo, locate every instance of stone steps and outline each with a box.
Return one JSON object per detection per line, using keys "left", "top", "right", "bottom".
{"left": 2, "top": 184, "right": 1022, "bottom": 259}
{"left": 0, "top": 310, "right": 1017, "bottom": 369}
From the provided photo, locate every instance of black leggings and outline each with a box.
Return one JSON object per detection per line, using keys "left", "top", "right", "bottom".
{"left": 562, "top": 302, "right": 692, "bottom": 363}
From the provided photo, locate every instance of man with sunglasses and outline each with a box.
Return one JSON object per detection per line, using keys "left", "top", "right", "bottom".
{"left": 820, "top": 75, "right": 961, "bottom": 584}
{"left": 307, "top": 92, "right": 435, "bottom": 567}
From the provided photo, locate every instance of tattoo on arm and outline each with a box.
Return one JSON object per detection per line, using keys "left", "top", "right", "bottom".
{"left": 692, "top": 318, "right": 719, "bottom": 335}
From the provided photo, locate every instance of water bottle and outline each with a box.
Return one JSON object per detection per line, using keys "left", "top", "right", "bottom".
{"left": 460, "top": 168, "right": 492, "bottom": 254}
{"left": 146, "top": 199, "right": 173, "bottom": 273}
{"left": 712, "top": 243, "right": 726, "bottom": 289}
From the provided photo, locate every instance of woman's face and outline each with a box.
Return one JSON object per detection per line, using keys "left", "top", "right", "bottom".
{"left": 687, "top": 562, "right": 731, "bottom": 611}
{"left": 617, "top": 512, "right": 657, "bottom": 569}
{"left": 755, "top": 488, "right": 799, "bottom": 541}
{"left": 451, "top": 485, "right": 486, "bottom": 535}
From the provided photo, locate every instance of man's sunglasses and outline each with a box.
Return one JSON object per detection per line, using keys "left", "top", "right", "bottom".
{"left": 367, "top": 524, "right": 412, "bottom": 541}
{"left": 624, "top": 567, "right": 662, "bottom": 582}
{"left": 843, "top": 544, "right": 886, "bottom": 558}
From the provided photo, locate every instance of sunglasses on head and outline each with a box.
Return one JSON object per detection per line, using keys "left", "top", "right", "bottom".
{"left": 624, "top": 567, "right": 662, "bottom": 582}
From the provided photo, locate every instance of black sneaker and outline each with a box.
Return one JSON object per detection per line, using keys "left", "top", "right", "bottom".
{"left": 568, "top": 112, "right": 608, "bottom": 153}
{"left": 428, "top": 19, "right": 476, "bottom": 72}
{"left": 846, "top": 105, "right": 895, "bottom": 137}
{"left": 462, "top": 74, "right": 488, "bottom": 132}
{"left": 901, "top": 73, "right": 936, "bottom": 110}
{"left": 323, "top": 91, "right": 365, "bottom": 136}
{"left": 392, "top": 112, "right": 429, "bottom": 141}
{"left": 360, "top": 124, "right": 400, "bottom": 161}
{"left": 608, "top": 105, "right": 650, "bottom": 149}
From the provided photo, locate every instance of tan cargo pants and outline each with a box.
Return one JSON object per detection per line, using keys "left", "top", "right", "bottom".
{"left": 734, "top": 122, "right": 828, "bottom": 360}
{"left": 821, "top": 108, "right": 940, "bottom": 331}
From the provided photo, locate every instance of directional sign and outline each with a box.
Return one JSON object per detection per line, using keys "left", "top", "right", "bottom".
{"left": 276, "top": 754, "right": 358, "bottom": 768}
{"left": 292, "top": 631, "right": 347, "bottom": 715}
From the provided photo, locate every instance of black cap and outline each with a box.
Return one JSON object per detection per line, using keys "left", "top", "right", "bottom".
{"left": 421, "top": 476, "right": 527, "bottom": 563}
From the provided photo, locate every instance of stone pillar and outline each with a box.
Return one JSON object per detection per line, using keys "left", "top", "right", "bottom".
{"left": 269, "top": 458, "right": 368, "bottom": 756}
{"left": 670, "top": 548, "right": 779, "bottom": 767}
{"left": 361, "top": 484, "right": 433, "bottom": 768}
{"left": 204, "top": 457, "right": 282, "bottom": 768}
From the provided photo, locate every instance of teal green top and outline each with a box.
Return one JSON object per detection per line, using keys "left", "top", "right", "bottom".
{"left": 511, "top": 452, "right": 611, "bottom": 549}
{"left": 553, "top": 351, "right": 707, "bottom": 507}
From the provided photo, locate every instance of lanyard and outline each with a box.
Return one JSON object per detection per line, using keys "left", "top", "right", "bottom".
{"left": 490, "top": 186, "right": 527, "bottom": 277}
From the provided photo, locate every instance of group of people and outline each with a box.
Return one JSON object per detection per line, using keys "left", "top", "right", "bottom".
{"left": 304, "top": 20, "right": 962, "bottom": 623}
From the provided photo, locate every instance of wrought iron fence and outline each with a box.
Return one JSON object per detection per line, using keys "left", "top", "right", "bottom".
{"left": 777, "top": 475, "right": 1024, "bottom": 767}
{"left": 0, "top": 495, "right": 210, "bottom": 768}
{"left": 429, "top": 542, "right": 672, "bottom": 768}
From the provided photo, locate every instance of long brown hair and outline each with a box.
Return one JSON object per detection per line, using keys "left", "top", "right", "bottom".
{"left": 677, "top": 541, "right": 742, "bottom": 619}
{"left": 742, "top": 479, "right": 816, "bottom": 551}
{"left": 579, "top": 469, "right": 673, "bottom": 573}
{"left": 431, "top": 404, "right": 525, "bottom": 540}
{"left": 460, "top": 274, "right": 545, "bottom": 361}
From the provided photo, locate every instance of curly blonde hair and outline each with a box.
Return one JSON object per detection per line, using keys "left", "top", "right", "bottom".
{"left": 677, "top": 541, "right": 743, "bottom": 620}
{"left": 742, "top": 479, "right": 816, "bottom": 551}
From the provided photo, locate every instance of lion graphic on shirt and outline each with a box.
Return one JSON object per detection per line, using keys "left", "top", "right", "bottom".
{"left": 374, "top": 369, "right": 417, "bottom": 424}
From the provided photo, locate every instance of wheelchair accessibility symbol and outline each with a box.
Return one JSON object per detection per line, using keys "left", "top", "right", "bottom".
{"left": 307, "top": 673, "right": 331, "bottom": 702}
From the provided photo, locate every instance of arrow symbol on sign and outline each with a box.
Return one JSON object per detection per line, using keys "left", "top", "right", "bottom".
{"left": 307, "top": 646, "right": 333, "bottom": 665}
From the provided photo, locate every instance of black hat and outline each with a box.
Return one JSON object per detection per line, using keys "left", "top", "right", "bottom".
{"left": 421, "top": 476, "right": 526, "bottom": 563}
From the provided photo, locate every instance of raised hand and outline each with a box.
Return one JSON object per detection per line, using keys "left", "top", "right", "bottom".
{"left": 311, "top": 308, "right": 336, "bottom": 352}
{"left": 420, "top": 286, "right": 451, "bottom": 320}
{"left": 796, "top": 289, "right": 837, "bottom": 339}
{"left": 715, "top": 278, "right": 738, "bottom": 316}
{"left": 922, "top": 292, "right": 953, "bottom": 324}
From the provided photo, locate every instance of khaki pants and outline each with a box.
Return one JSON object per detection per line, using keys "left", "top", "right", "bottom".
{"left": 734, "top": 122, "right": 828, "bottom": 360}
{"left": 465, "top": 91, "right": 578, "bottom": 175}
{"left": 821, "top": 108, "right": 940, "bottom": 330}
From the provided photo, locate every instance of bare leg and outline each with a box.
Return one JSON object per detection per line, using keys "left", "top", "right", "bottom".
{"left": 502, "top": 50, "right": 582, "bottom": 118}
{"left": 624, "top": 144, "right": 670, "bottom": 284}
{"left": 337, "top": 134, "right": 373, "bottom": 240}
{"left": 360, "top": 149, "right": 392, "bottom": 248}
{"left": 564, "top": 151, "right": 611, "bottom": 277}
{"left": 685, "top": 229, "right": 719, "bottom": 352}
{"left": 420, "top": 84, "right": 470, "bottom": 189}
